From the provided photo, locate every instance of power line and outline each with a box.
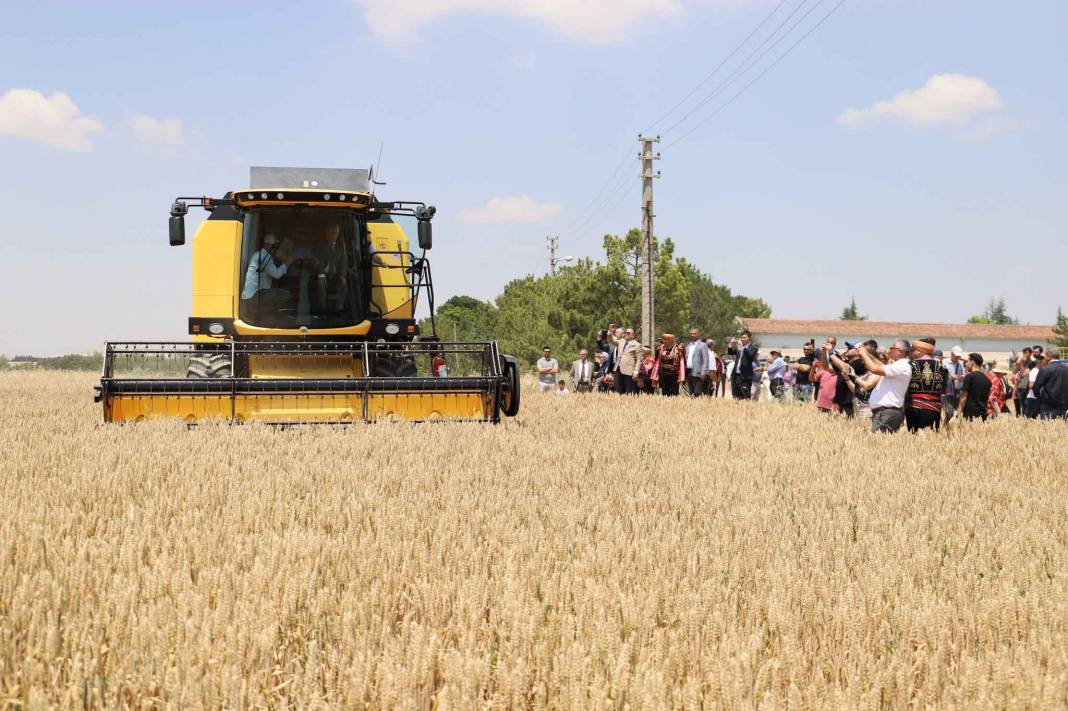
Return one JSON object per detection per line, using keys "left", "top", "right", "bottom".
{"left": 562, "top": 0, "right": 794, "bottom": 243}
{"left": 583, "top": 171, "right": 637, "bottom": 240}
{"left": 663, "top": 0, "right": 848, "bottom": 151}
{"left": 558, "top": 142, "right": 634, "bottom": 234}
{"left": 645, "top": 0, "right": 791, "bottom": 133}
{"left": 659, "top": 0, "right": 822, "bottom": 138}
{"left": 564, "top": 157, "right": 636, "bottom": 240}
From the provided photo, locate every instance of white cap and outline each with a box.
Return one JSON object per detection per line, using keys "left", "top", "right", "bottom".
{"left": 950, "top": 345, "right": 965, "bottom": 357}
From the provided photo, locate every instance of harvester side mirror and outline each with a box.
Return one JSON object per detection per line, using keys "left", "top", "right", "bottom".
{"left": 169, "top": 200, "right": 188, "bottom": 247}
{"left": 417, "top": 220, "right": 432, "bottom": 250}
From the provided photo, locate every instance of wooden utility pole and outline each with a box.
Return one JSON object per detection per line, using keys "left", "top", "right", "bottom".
{"left": 639, "top": 135, "right": 660, "bottom": 347}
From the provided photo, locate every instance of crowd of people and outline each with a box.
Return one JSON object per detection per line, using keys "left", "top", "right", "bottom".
{"left": 534, "top": 325, "right": 1068, "bottom": 433}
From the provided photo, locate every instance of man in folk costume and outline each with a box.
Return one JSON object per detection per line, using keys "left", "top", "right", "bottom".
{"left": 652, "top": 333, "right": 686, "bottom": 397}
{"left": 904, "top": 337, "right": 947, "bottom": 432}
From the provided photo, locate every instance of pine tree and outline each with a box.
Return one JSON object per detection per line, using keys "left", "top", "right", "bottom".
{"left": 1053, "top": 306, "right": 1068, "bottom": 348}
{"left": 840, "top": 297, "right": 867, "bottom": 321}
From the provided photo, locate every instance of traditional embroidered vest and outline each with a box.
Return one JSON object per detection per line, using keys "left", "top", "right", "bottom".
{"left": 658, "top": 347, "right": 680, "bottom": 374}
{"left": 907, "top": 357, "right": 945, "bottom": 412}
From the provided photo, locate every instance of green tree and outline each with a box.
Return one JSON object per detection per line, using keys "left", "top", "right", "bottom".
{"left": 0, "top": 355, "right": 9, "bottom": 371}
{"left": 968, "top": 297, "right": 1016, "bottom": 325}
{"left": 421, "top": 295, "right": 498, "bottom": 341}
{"left": 1053, "top": 306, "right": 1068, "bottom": 348}
{"left": 491, "top": 228, "right": 770, "bottom": 365}
{"left": 840, "top": 297, "right": 867, "bottom": 321}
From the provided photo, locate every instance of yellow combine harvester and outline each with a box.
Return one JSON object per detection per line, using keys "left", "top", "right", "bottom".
{"left": 96, "top": 166, "right": 521, "bottom": 423}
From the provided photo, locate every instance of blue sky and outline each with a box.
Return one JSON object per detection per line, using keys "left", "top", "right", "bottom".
{"left": 1, "top": 0, "right": 1065, "bottom": 355}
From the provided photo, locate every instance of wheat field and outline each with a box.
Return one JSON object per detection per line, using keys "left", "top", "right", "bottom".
{"left": 1, "top": 371, "right": 1066, "bottom": 709}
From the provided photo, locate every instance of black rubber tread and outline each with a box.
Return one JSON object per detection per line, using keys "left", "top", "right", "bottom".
{"left": 372, "top": 354, "right": 418, "bottom": 378}
{"left": 500, "top": 355, "right": 521, "bottom": 417}
{"left": 186, "top": 354, "right": 233, "bottom": 379}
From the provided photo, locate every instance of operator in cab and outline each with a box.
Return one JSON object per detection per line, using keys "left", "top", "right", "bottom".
{"left": 241, "top": 233, "right": 293, "bottom": 325}
{"left": 314, "top": 223, "right": 349, "bottom": 313}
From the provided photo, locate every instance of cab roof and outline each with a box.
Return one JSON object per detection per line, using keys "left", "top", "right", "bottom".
{"left": 250, "top": 166, "right": 370, "bottom": 193}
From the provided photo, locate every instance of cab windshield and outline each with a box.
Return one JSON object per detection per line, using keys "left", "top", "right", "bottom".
{"left": 239, "top": 208, "right": 366, "bottom": 328}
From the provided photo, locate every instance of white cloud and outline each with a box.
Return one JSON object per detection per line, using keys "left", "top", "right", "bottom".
{"left": 0, "top": 88, "right": 103, "bottom": 152}
{"left": 124, "top": 113, "right": 185, "bottom": 155}
{"left": 354, "top": 0, "right": 683, "bottom": 44}
{"left": 459, "top": 194, "right": 561, "bottom": 224}
{"left": 837, "top": 74, "right": 1004, "bottom": 129}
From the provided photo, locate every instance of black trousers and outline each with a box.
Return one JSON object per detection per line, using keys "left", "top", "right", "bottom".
{"left": 685, "top": 375, "right": 704, "bottom": 396}
{"left": 731, "top": 375, "right": 752, "bottom": 400}
{"left": 770, "top": 377, "right": 785, "bottom": 399}
{"left": 905, "top": 408, "right": 941, "bottom": 432}
{"left": 1039, "top": 404, "right": 1068, "bottom": 420}
{"left": 614, "top": 373, "right": 636, "bottom": 394}
{"left": 660, "top": 372, "right": 680, "bottom": 396}
{"left": 1024, "top": 398, "right": 1040, "bottom": 419}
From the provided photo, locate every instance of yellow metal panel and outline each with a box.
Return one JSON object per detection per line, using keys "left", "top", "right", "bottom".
{"left": 191, "top": 219, "right": 241, "bottom": 318}
{"left": 235, "top": 394, "right": 362, "bottom": 423}
{"left": 365, "top": 392, "right": 491, "bottom": 421}
{"left": 247, "top": 355, "right": 364, "bottom": 379}
{"left": 108, "top": 395, "right": 233, "bottom": 423}
{"left": 367, "top": 221, "right": 414, "bottom": 319}
{"left": 104, "top": 391, "right": 495, "bottom": 423}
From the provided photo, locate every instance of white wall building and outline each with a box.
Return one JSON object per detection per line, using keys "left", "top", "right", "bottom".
{"left": 737, "top": 318, "right": 1055, "bottom": 364}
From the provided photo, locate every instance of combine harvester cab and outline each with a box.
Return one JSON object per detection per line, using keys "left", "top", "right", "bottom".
{"left": 96, "top": 167, "right": 520, "bottom": 424}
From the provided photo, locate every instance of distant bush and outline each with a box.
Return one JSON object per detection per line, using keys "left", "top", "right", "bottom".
{"left": 31, "top": 353, "right": 104, "bottom": 371}
{"left": 0, "top": 355, "right": 9, "bottom": 371}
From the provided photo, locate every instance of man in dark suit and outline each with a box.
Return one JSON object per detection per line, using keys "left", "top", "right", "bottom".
{"left": 727, "top": 330, "right": 759, "bottom": 400}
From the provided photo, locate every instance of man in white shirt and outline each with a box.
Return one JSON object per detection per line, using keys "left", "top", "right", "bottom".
{"left": 854, "top": 338, "right": 913, "bottom": 433}
{"left": 241, "top": 234, "right": 293, "bottom": 324}
{"left": 704, "top": 339, "right": 721, "bottom": 397}
{"left": 570, "top": 349, "right": 594, "bottom": 393}
{"left": 684, "top": 328, "right": 710, "bottom": 396}
{"left": 1024, "top": 358, "right": 1042, "bottom": 418}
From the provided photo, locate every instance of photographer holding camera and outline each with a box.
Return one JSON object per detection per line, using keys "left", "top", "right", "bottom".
{"left": 853, "top": 338, "right": 913, "bottom": 433}
{"left": 727, "top": 331, "right": 759, "bottom": 400}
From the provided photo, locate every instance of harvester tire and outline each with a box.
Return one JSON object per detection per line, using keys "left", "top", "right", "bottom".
{"left": 373, "top": 354, "right": 418, "bottom": 378}
{"left": 186, "top": 354, "right": 233, "bottom": 379}
{"left": 500, "top": 355, "right": 520, "bottom": 417}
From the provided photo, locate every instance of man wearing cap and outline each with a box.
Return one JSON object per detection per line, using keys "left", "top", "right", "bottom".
{"left": 1033, "top": 346, "right": 1068, "bottom": 419}
{"left": 241, "top": 233, "right": 294, "bottom": 325}
{"left": 987, "top": 363, "right": 1009, "bottom": 417}
{"left": 904, "top": 338, "right": 947, "bottom": 432}
{"left": 942, "top": 346, "right": 966, "bottom": 424}
{"left": 653, "top": 333, "right": 685, "bottom": 396}
{"left": 765, "top": 350, "right": 787, "bottom": 399}
{"left": 854, "top": 338, "right": 913, "bottom": 433}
